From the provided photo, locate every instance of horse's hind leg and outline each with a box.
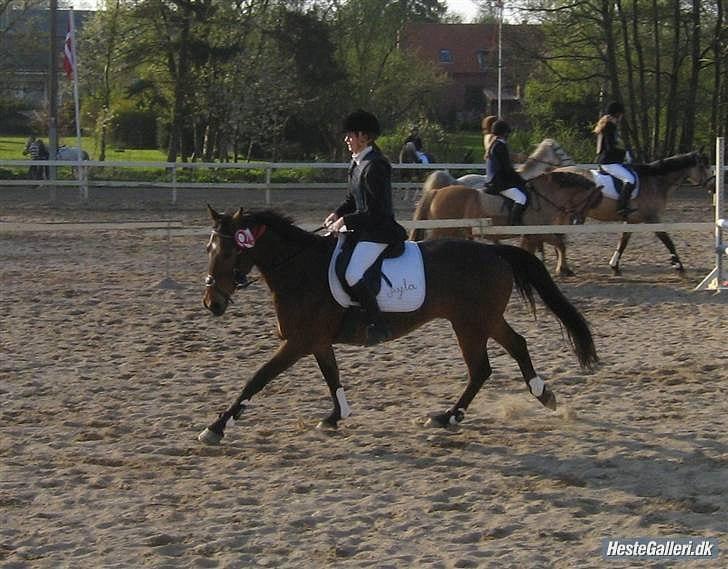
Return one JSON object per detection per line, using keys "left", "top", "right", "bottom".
{"left": 609, "top": 232, "right": 632, "bottom": 275}
{"left": 314, "top": 346, "right": 351, "bottom": 430}
{"left": 427, "top": 322, "right": 492, "bottom": 427}
{"left": 490, "top": 318, "right": 557, "bottom": 410}
{"left": 655, "top": 231, "right": 685, "bottom": 273}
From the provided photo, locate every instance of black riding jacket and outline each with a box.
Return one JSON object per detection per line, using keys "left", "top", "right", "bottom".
{"left": 334, "top": 146, "right": 407, "bottom": 244}
{"left": 596, "top": 120, "right": 627, "bottom": 164}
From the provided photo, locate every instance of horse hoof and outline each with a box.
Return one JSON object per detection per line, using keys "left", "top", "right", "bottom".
{"left": 198, "top": 427, "right": 223, "bottom": 445}
{"left": 425, "top": 416, "right": 445, "bottom": 428}
{"left": 316, "top": 418, "right": 338, "bottom": 431}
{"left": 539, "top": 388, "right": 557, "bottom": 411}
{"left": 425, "top": 412, "right": 457, "bottom": 428}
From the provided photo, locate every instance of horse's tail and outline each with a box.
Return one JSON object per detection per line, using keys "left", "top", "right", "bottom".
{"left": 493, "top": 244, "right": 598, "bottom": 371}
{"left": 410, "top": 186, "right": 437, "bottom": 240}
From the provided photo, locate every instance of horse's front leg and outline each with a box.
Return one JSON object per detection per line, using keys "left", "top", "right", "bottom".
{"left": 198, "top": 341, "right": 305, "bottom": 444}
{"left": 655, "top": 231, "right": 685, "bottom": 273}
{"left": 548, "top": 234, "right": 575, "bottom": 277}
{"left": 313, "top": 346, "right": 351, "bottom": 430}
{"left": 609, "top": 232, "right": 632, "bottom": 275}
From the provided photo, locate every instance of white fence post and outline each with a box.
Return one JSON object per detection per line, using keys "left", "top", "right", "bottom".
{"left": 171, "top": 164, "right": 177, "bottom": 205}
{"left": 265, "top": 166, "right": 272, "bottom": 206}
{"left": 695, "top": 137, "right": 726, "bottom": 292}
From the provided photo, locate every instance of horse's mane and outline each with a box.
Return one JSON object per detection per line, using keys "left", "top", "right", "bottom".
{"left": 544, "top": 170, "right": 596, "bottom": 190}
{"left": 529, "top": 138, "right": 575, "bottom": 166}
{"left": 633, "top": 152, "right": 697, "bottom": 176}
{"left": 238, "top": 209, "right": 322, "bottom": 244}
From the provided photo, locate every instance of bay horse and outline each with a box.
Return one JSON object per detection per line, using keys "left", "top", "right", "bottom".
{"left": 199, "top": 207, "right": 598, "bottom": 444}
{"left": 553, "top": 151, "right": 712, "bottom": 275}
{"left": 410, "top": 172, "right": 603, "bottom": 276}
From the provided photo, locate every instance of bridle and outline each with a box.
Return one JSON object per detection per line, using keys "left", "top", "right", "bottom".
{"left": 205, "top": 224, "right": 324, "bottom": 303}
{"left": 204, "top": 229, "right": 254, "bottom": 306}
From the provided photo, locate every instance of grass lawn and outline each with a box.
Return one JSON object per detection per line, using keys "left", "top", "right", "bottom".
{"left": 0, "top": 136, "right": 167, "bottom": 162}
{"left": 0, "top": 133, "right": 486, "bottom": 164}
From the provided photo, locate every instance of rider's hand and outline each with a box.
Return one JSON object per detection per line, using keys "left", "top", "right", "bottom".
{"left": 330, "top": 217, "right": 346, "bottom": 232}
{"left": 324, "top": 212, "right": 338, "bottom": 227}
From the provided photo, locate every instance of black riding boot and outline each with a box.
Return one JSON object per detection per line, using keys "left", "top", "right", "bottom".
{"left": 350, "top": 281, "right": 392, "bottom": 346}
{"left": 509, "top": 203, "right": 526, "bottom": 225}
{"left": 617, "top": 183, "right": 636, "bottom": 219}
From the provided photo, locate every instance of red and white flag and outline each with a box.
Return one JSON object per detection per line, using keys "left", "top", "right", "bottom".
{"left": 63, "top": 24, "right": 75, "bottom": 80}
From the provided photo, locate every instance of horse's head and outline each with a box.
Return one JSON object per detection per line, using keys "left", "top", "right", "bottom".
{"left": 519, "top": 139, "right": 575, "bottom": 180}
{"left": 688, "top": 150, "right": 713, "bottom": 188}
{"left": 203, "top": 205, "right": 263, "bottom": 316}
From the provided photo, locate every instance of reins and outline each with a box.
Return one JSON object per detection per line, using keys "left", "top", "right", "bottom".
{"left": 206, "top": 224, "right": 327, "bottom": 297}
{"left": 528, "top": 182, "right": 600, "bottom": 222}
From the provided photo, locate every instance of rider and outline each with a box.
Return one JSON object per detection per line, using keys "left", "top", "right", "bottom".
{"left": 594, "top": 101, "right": 636, "bottom": 218}
{"left": 324, "top": 110, "right": 407, "bottom": 346}
{"left": 481, "top": 114, "right": 497, "bottom": 160}
{"left": 484, "top": 119, "right": 527, "bottom": 225}
{"left": 404, "top": 126, "right": 430, "bottom": 164}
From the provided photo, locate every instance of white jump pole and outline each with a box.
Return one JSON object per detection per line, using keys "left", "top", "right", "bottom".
{"left": 695, "top": 137, "right": 726, "bottom": 292}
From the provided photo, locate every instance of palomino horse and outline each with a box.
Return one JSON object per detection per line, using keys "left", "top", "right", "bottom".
{"left": 422, "top": 138, "right": 575, "bottom": 194}
{"left": 553, "top": 151, "right": 712, "bottom": 275}
{"left": 199, "top": 207, "right": 598, "bottom": 444}
{"left": 410, "top": 172, "right": 603, "bottom": 276}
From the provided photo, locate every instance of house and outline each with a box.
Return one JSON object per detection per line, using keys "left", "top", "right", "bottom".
{"left": 0, "top": 9, "right": 93, "bottom": 107}
{"left": 399, "top": 23, "right": 542, "bottom": 126}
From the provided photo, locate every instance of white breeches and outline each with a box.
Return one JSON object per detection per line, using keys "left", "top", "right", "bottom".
{"left": 499, "top": 187, "right": 527, "bottom": 205}
{"left": 600, "top": 163, "right": 636, "bottom": 185}
{"left": 345, "top": 241, "right": 389, "bottom": 286}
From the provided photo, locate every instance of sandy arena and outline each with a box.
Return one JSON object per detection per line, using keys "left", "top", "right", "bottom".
{"left": 1, "top": 182, "right": 726, "bottom": 567}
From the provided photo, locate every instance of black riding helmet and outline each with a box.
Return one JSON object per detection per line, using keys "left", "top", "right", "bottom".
{"left": 491, "top": 120, "right": 511, "bottom": 136}
{"left": 342, "top": 110, "right": 381, "bottom": 138}
{"left": 606, "top": 101, "right": 625, "bottom": 116}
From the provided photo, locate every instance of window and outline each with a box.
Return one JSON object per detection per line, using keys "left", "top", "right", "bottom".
{"left": 438, "top": 49, "right": 453, "bottom": 63}
{"left": 476, "top": 50, "right": 488, "bottom": 72}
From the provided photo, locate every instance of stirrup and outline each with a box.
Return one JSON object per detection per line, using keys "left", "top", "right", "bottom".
{"left": 617, "top": 206, "right": 636, "bottom": 219}
{"left": 365, "top": 323, "right": 392, "bottom": 346}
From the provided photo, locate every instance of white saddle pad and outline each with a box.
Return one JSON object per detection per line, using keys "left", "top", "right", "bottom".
{"left": 590, "top": 170, "right": 639, "bottom": 201}
{"left": 328, "top": 237, "right": 426, "bottom": 312}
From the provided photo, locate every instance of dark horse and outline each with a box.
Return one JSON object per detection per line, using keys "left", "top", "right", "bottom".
{"left": 555, "top": 151, "right": 712, "bottom": 275}
{"left": 199, "top": 207, "right": 598, "bottom": 444}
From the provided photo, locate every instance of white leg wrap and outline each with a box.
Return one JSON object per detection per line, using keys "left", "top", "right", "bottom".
{"left": 226, "top": 400, "right": 250, "bottom": 428}
{"left": 529, "top": 376, "right": 545, "bottom": 397}
{"left": 609, "top": 251, "right": 620, "bottom": 267}
{"left": 449, "top": 408, "right": 465, "bottom": 424}
{"left": 336, "top": 388, "right": 351, "bottom": 418}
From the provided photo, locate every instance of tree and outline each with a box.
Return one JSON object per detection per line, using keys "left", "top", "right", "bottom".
{"left": 517, "top": 0, "right": 722, "bottom": 159}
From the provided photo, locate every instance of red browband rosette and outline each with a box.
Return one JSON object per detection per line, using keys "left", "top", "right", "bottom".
{"left": 234, "top": 225, "right": 266, "bottom": 249}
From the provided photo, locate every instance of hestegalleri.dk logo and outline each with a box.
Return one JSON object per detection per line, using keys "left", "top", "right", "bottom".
{"left": 602, "top": 537, "right": 719, "bottom": 559}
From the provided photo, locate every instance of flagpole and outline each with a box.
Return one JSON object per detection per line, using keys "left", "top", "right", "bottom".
{"left": 497, "top": 0, "right": 503, "bottom": 118}
{"left": 67, "top": 8, "right": 86, "bottom": 199}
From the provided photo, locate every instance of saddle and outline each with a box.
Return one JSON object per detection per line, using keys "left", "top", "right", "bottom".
{"left": 483, "top": 182, "right": 531, "bottom": 215}
{"left": 590, "top": 168, "right": 640, "bottom": 200}
{"left": 328, "top": 235, "right": 425, "bottom": 313}
{"left": 334, "top": 235, "right": 404, "bottom": 298}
